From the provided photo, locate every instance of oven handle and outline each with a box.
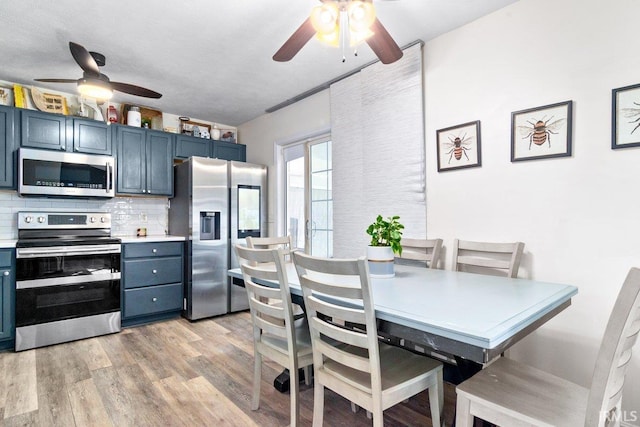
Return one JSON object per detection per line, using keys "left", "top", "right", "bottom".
{"left": 16, "top": 272, "right": 121, "bottom": 290}
{"left": 17, "top": 244, "right": 121, "bottom": 258}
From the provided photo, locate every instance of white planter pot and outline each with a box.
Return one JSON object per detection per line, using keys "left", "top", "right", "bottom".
{"left": 367, "top": 245, "right": 395, "bottom": 278}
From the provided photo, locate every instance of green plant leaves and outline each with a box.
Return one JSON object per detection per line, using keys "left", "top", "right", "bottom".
{"left": 365, "top": 214, "right": 404, "bottom": 255}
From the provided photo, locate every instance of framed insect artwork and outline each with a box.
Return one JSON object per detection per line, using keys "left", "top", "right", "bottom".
{"left": 612, "top": 83, "right": 640, "bottom": 149}
{"left": 511, "top": 100, "right": 573, "bottom": 162}
{"left": 436, "top": 120, "right": 482, "bottom": 172}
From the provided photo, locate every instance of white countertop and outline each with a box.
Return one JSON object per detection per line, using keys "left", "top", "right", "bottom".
{"left": 118, "top": 235, "right": 186, "bottom": 243}
{"left": 0, "top": 240, "right": 16, "bottom": 248}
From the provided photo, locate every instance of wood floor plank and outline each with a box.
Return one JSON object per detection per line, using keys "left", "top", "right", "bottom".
{"left": 76, "top": 338, "right": 112, "bottom": 371}
{"left": 0, "top": 313, "right": 455, "bottom": 426}
{"left": 3, "top": 350, "right": 38, "bottom": 418}
{"left": 35, "top": 369, "right": 76, "bottom": 427}
{"left": 67, "top": 378, "right": 113, "bottom": 427}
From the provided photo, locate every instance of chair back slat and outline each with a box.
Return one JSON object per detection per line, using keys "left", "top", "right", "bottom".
{"left": 253, "top": 313, "right": 287, "bottom": 338}
{"left": 245, "top": 279, "right": 282, "bottom": 301}
{"left": 242, "top": 264, "right": 280, "bottom": 283}
{"left": 310, "top": 316, "right": 370, "bottom": 349}
{"left": 247, "top": 236, "right": 293, "bottom": 254}
{"left": 586, "top": 267, "right": 640, "bottom": 425}
{"left": 306, "top": 295, "right": 367, "bottom": 325}
{"left": 398, "top": 237, "right": 443, "bottom": 269}
{"left": 315, "top": 338, "right": 372, "bottom": 373}
{"left": 292, "top": 251, "right": 382, "bottom": 387}
{"left": 453, "top": 239, "right": 524, "bottom": 278}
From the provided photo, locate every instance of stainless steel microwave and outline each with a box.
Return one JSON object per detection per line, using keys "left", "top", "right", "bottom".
{"left": 18, "top": 148, "right": 115, "bottom": 198}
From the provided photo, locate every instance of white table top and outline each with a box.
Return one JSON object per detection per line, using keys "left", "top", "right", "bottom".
{"left": 229, "top": 263, "right": 577, "bottom": 354}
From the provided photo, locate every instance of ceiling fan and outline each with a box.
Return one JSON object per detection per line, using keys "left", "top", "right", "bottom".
{"left": 273, "top": 0, "right": 403, "bottom": 64}
{"left": 35, "top": 42, "right": 162, "bottom": 100}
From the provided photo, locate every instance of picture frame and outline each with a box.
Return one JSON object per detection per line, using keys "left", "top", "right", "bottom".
{"left": 511, "top": 100, "right": 573, "bottom": 162}
{"left": 436, "top": 120, "right": 482, "bottom": 172}
{"left": 219, "top": 129, "right": 236, "bottom": 143}
{"left": 612, "top": 83, "right": 640, "bottom": 149}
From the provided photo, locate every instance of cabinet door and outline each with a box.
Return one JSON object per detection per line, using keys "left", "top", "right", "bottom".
{"left": 0, "top": 261, "right": 13, "bottom": 342}
{"left": 116, "top": 126, "right": 146, "bottom": 194}
{"left": 213, "top": 141, "right": 246, "bottom": 162}
{"left": 20, "top": 110, "right": 67, "bottom": 151}
{"left": 175, "top": 134, "right": 211, "bottom": 159}
{"left": 146, "top": 131, "right": 173, "bottom": 196}
{"left": 0, "top": 106, "right": 15, "bottom": 188}
{"left": 73, "top": 119, "right": 112, "bottom": 155}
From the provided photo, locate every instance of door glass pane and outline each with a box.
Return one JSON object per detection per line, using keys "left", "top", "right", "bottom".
{"left": 310, "top": 140, "right": 332, "bottom": 258}
{"left": 286, "top": 157, "right": 305, "bottom": 250}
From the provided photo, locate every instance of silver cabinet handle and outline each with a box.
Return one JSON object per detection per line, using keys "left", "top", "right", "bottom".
{"left": 3, "top": 271, "right": 8, "bottom": 276}
{"left": 152, "top": 297, "right": 158, "bottom": 302}
{"left": 152, "top": 249, "right": 157, "bottom": 253}
{"left": 152, "top": 269, "right": 157, "bottom": 274}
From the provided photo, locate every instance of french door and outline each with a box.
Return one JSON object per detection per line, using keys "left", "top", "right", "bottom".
{"left": 282, "top": 136, "right": 332, "bottom": 257}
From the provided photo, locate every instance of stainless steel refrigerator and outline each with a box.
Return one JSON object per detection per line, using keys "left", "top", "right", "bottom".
{"left": 169, "top": 157, "right": 267, "bottom": 320}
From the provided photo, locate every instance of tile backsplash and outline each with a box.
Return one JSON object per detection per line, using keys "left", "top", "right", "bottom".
{"left": 0, "top": 190, "right": 169, "bottom": 239}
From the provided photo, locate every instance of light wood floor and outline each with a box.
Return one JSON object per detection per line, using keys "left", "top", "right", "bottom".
{"left": 0, "top": 312, "right": 456, "bottom": 426}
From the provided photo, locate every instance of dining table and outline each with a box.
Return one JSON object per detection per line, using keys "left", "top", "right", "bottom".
{"left": 228, "top": 262, "right": 578, "bottom": 365}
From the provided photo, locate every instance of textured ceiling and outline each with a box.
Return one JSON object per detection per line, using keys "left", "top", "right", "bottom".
{"left": 0, "top": 0, "right": 518, "bottom": 126}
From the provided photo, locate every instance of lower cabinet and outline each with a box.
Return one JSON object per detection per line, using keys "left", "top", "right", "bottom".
{"left": 121, "top": 242, "right": 184, "bottom": 327}
{"left": 0, "top": 249, "right": 15, "bottom": 350}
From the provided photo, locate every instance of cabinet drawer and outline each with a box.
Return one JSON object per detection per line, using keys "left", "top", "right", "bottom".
{"left": 124, "top": 257, "right": 182, "bottom": 288}
{"left": 124, "top": 283, "right": 182, "bottom": 318}
{"left": 123, "top": 242, "right": 183, "bottom": 258}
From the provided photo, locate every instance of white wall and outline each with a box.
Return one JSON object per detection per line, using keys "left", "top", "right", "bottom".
{"left": 426, "top": 0, "right": 640, "bottom": 411}
{"left": 239, "top": 0, "right": 640, "bottom": 412}
{"left": 238, "top": 90, "right": 331, "bottom": 234}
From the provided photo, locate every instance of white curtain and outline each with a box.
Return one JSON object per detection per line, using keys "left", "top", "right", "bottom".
{"left": 332, "top": 44, "right": 425, "bottom": 258}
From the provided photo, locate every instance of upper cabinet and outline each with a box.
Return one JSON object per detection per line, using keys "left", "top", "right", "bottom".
{"left": 0, "top": 106, "right": 16, "bottom": 189}
{"left": 20, "top": 110, "right": 112, "bottom": 155}
{"left": 115, "top": 125, "right": 173, "bottom": 196}
{"left": 175, "top": 133, "right": 246, "bottom": 162}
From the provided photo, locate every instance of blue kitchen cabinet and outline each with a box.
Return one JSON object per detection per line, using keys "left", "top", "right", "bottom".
{"left": 213, "top": 140, "right": 246, "bottom": 162}
{"left": 20, "top": 109, "right": 112, "bottom": 154}
{"left": 0, "top": 106, "right": 16, "bottom": 189}
{"left": 121, "top": 242, "right": 184, "bottom": 327}
{"left": 72, "top": 118, "right": 112, "bottom": 154}
{"left": 175, "top": 134, "right": 246, "bottom": 162}
{"left": 20, "top": 109, "right": 67, "bottom": 151}
{"left": 115, "top": 125, "right": 173, "bottom": 196}
{"left": 174, "top": 134, "right": 211, "bottom": 159}
{"left": 0, "top": 249, "right": 15, "bottom": 350}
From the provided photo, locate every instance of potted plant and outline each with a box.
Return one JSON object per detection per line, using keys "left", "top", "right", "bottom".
{"left": 366, "top": 215, "right": 404, "bottom": 277}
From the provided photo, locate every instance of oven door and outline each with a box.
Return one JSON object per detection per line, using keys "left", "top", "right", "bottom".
{"left": 16, "top": 245, "right": 121, "bottom": 327}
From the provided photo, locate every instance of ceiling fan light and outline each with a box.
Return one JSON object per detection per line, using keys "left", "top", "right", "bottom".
{"left": 349, "top": 28, "right": 374, "bottom": 47}
{"left": 348, "top": 0, "right": 376, "bottom": 32}
{"left": 77, "top": 78, "right": 113, "bottom": 100}
{"left": 311, "top": 2, "right": 339, "bottom": 34}
{"left": 315, "top": 25, "right": 341, "bottom": 47}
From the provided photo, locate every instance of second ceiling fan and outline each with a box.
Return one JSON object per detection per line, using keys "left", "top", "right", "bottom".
{"left": 273, "top": 0, "right": 403, "bottom": 65}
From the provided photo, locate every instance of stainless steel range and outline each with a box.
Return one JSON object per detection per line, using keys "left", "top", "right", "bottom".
{"left": 15, "top": 211, "right": 121, "bottom": 351}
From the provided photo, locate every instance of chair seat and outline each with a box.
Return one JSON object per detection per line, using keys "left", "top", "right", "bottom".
{"left": 322, "top": 342, "right": 442, "bottom": 397}
{"left": 456, "top": 357, "right": 588, "bottom": 426}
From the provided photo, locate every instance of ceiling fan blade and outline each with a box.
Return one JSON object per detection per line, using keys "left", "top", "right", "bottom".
{"left": 111, "top": 81, "right": 162, "bottom": 99}
{"left": 34, "top": 78, "right": 78, "bottom": 83}
{"left": 366, "top": 18, "right": 403, "bottom": 64}
{"left": 69, "top": 42, "right": 100, "bottom": 75}
{"left": 273, "top": 17, "right": 316, "bottom": 62}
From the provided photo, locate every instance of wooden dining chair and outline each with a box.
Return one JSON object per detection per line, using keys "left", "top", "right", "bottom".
{"left": 455, "top": 267, "right": 640, "bottom": 427}
{"left": 235, "top": 245, "right": 313, "bottom": 427}
{"left": 452, "top": 239, "right": 525, "bottom": 278}
{"left": 397, "top": 237, "right": 444, "bottom": 269}
{"left": 292, "top": 251, "right": 444, "bottom": 427}
{"left": 246, "top": 235, "right": 294, "bottom": 255}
